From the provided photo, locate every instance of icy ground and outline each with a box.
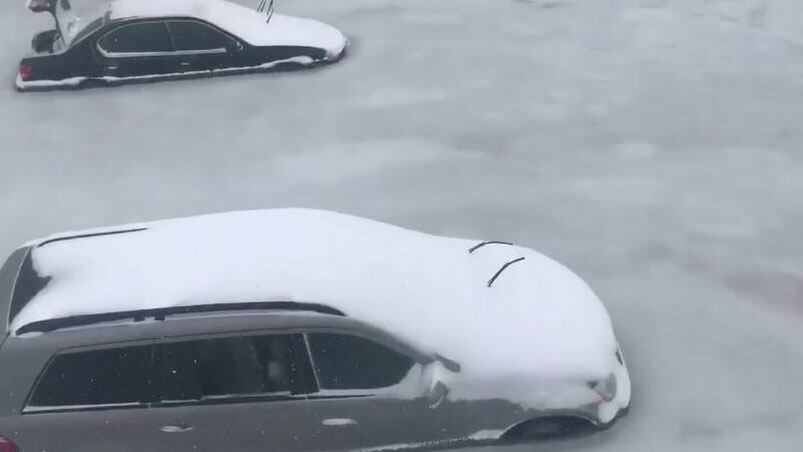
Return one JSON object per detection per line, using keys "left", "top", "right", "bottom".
{"left": 1, "top": 0, "right": 803, "bottom": 451}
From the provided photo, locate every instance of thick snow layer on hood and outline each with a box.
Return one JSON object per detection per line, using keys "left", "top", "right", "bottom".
{"left": 110, "top": 0, "right": 347, "bottom": 57}
{"left": 14, "top": 209, "right": 617, "bottom": 379}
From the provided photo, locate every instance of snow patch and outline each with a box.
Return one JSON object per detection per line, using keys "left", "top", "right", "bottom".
{"left": 466, "top": 429, "right": 503, "bottom": 441}
{"left": 354, "top": 87, "right": 449, "bottom": 108}
{"left": 322, "top": 418, "right": 358, "bottom": 426}
{"left": 616, "top": 142, "right": 656, "bottom": 158}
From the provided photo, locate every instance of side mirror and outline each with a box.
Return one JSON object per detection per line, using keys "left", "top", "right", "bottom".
{"left": 424, "top": 357, "right": 458, "bottom": 409}
{"left": 228, "top": 41, "right": 245, "bottom": 53}
{"left": 428, "top": 380, "right": 450, "bottom": 409}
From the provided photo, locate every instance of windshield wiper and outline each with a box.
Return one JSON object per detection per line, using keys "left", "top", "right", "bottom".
{"left": 468, "top": 240, "right": 513, "bottom": 253}
{"left": 487, "top": 257, "right": 526, "bottom": 287}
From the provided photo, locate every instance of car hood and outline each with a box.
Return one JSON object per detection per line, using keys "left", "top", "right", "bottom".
{"left": 244, "top": 14, "right": 347, "bottom": 58}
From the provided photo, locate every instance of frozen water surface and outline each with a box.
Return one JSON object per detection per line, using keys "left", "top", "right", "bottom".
{"left": 1, "top": 0, "right": 803, "bottom": 451}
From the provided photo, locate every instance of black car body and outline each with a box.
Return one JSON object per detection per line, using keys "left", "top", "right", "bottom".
{"left": 17, "top": 0, "right": 347, "bottom": 91}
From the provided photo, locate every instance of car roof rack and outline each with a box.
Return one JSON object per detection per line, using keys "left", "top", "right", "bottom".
{"left": 37, "top": 227, "right": 148, "bottom": 248}
{"left": 15, "top": 301, "right": 346, "bottom": 335}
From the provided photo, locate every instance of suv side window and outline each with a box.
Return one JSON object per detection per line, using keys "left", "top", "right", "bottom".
{"left": 98, "top": 22, "right": 174, "bottom": 55}
{"left": 168, "top": 21, "right": 234, "bottom": 52}
{"left": 307, "top": 333, "right": 414, "bottom": 390}
{"left": 161, "top": 334, "right": 303, "bottom": 402}
{"left": 27, "top": 344, "right": 153, "bottom": 410}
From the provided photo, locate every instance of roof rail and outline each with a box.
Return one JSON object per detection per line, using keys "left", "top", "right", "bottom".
{"left": 37, "top": 227, "right": 148, "bottom": 248}
{"left": 15, "top": 301, "right": 346, "bottom": 335}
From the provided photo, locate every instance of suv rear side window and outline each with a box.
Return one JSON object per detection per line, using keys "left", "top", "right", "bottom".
{"left": 168, "top": 21, "right": 233, "bottom": 51}
{"left": 161, "top": 334, "right": 302, "bottom": 402}
{"left": 98, "top": 22, "right": 174, "bottom": 55}
{"left": 28, "top": 344, "right": 153, "bottom": 410}
{"left": 307, "top": 333, "right": 414, "bottom": 390}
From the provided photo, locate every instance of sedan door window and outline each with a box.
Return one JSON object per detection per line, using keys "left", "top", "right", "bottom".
{"left": 160, "top": 334, "right": 303, "bottom": 402}
{"left": 167, "top": 20, "right": 234, "bottom": 52}
{"left": 307, "top": 333, "right": 414, "bottom": 390}
{"left": 97, "top": 21, "right": 174, "bottom": 56}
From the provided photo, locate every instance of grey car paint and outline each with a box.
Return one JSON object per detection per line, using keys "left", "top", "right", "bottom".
{"left": 0, "top": 249, "right": 603, "bottom": 452}
{"left": 0, "top": 247, "right": 27, "bottom": 339}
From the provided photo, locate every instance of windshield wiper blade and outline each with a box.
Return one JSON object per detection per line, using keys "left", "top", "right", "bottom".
{"left": 487, "top": 257, "right": 526, "bottom": 287}
{"left": 468, "top": 240, "right": 513, "bottom": 254}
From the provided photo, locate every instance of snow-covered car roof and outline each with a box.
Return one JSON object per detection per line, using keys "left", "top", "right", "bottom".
{"left": 109, "top": 0, "right": 247, "bottom": 20}
{"left": 13, "top": 209, "right": 617, "bottom": 379}
{"left": 108, "top": 0, "right": 345, "bottom": 53}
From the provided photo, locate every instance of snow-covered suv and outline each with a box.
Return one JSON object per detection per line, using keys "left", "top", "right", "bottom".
{"left": 0, "top": 209, "right": 630, "bottom": 452}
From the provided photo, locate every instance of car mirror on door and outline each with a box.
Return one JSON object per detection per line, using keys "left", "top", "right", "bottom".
{"left": 423, "top": 359, "right": 455, "bottom": 409}
{"left": 428, "top": 380, "right": 450, "bottom": 409}
{"left": 228, "top": 41, "right": 244, "bottom": 53}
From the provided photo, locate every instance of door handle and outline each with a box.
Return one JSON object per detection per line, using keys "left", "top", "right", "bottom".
{"left": 180, "top": 62, "right": 191, "bottom": 66}
{"left": 105, "top": 65, "right": 119, "bottom": 70}
{"left": 160, "top": 424, "right": 194, "bottom": 433}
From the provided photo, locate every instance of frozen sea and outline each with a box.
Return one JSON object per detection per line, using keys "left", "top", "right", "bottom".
{"left": 1, "top": 1, "right": 803, "bottom": 451}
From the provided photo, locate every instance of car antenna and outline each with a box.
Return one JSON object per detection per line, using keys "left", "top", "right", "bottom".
{"left": 257, "top": 0, "right": 276, "bottom": 23}
{"left": 487, "top": 257, "right": 526, "bottom": 288}
{"left": 468, "top": 240, "right": 513, "bottom": 254}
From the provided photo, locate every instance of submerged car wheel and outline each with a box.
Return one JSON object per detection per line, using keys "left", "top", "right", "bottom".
{"left": 79, "top": 79, "right": 108, "bottom": 90}
{"left": 273, "top": 60, "right": 313, "bottom": 72}
{"left": 502, "top": 416, "right": 597, "bottom": 443}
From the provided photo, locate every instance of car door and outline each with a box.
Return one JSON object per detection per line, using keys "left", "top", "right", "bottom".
{"left": 148, "top": 332, "right": 313, "bottom": 451}
{"left": 300, "top": 332, "right": 458, "bottom": 451}
{"left": 12, "top": 340, "right": 170, "bottom": 452}
{"left": 166, "top": 20, "right": 241, "bottom": 74}
{"left": 95, "top": 21, "right": 180, "bottom": 80}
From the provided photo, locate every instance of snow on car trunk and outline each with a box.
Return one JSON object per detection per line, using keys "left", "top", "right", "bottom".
{"left": 12, "top": 209, "right": 617, "bottom": 381}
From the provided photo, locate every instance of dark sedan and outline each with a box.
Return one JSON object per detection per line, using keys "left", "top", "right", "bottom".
{"left": 17, "top": 0, "right": 347, "bottom": 91}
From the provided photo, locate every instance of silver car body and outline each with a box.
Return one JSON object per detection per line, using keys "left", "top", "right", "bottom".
{"left": 0, "top": 209, "right": 631, "bottom": 451}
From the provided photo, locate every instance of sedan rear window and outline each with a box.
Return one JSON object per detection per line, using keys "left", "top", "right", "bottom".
{"left": 68, "top": 16, "right": 105, "bottom": 47}
{"left": 307, "top": 333, "right": 414, "bottom": 390}
{"left": 27, "top": 344, "right": 153, "bottom": 411}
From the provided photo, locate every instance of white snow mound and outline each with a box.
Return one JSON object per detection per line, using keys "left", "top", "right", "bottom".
{"left": 14, "top": 208, "right": 618, "bottom": 379}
